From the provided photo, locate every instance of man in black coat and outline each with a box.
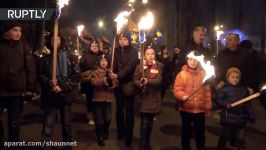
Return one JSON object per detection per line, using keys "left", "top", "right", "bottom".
{"left": 180, "top": 26, "right": 213, "bottom": 66}
{"left": 214, "top": 34, "right": 251, "bottom": 86}
{"left": 38, "top": 34, "right": 80, "bottom": 150}
{"left": 110, "top": 32, "right": 139, "bottom": 147}
{"left": 0, "top": 21, "right": 36, "bottom": 146}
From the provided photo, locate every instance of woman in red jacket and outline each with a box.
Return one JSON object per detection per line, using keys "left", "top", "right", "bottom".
{"left": 174, "top": 51, "right": 211, "bottom": 150}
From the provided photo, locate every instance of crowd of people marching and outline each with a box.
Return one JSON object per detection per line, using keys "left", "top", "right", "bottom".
{"left": 0, "top": 20, "right": 266, "bottom": 150}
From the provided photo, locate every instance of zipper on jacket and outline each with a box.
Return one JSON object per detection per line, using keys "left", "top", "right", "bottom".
{"left": 193, "top": 73, "right": 196, "bottom": 113}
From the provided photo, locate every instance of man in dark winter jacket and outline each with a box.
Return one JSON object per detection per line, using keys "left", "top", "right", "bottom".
{"left": 180, "top": 26, "right": 213, "bottom": 66}
{"left": 214, "top": 34, "right": 251, "bottom": 86}
{"left": 110, "top": 31, "right": 139, "bottom": 147}
{"left": 0, "top": 21, "right": 36, "bottom": 146}
{"left": 38, "top": 34, "right": 79, "bottom": 150}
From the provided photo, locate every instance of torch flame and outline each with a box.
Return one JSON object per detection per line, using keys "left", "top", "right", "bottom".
{"left": 138, "top": 11, "right": 154, "bottom": 30}
{"left": 261, "top": 85, "right": 266, "bottom": 91}
{"left": 77, "top": 25, "right": 84, "bottom": 36}
{"left": 114, "top": 11, "right": 131, "bottom": 33}
{"left": 187, "top": 51, "right": 215, "bottom": 83}
{"left": 58, "top": 0, "right": 70, "bottom": 17}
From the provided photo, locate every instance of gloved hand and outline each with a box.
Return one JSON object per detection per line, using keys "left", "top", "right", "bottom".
{"left": 226, "top": 102, "right": 232, "bottom": 109}
{"left": 106, "top": 77, "right": 113, "bottom": 87}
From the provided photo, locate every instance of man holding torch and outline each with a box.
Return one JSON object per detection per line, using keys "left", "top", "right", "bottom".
{"left": 110, "top": 31, "right": 139, "bottom": 147}
{"left": 38, "top": 34, "right": 80, "bottom": 150}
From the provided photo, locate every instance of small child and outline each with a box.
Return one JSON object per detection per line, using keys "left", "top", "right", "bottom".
{"left": 174, "top": 51, "right": 212, "bottom": 150}
{"left": 133, "top": 47, "right": 164, "bottom": 150}
{"left": 91, "top": 55, "right": 118, "bottom": 146}
{"left": 216, "top": 67, "right": 256, "bottom": 150}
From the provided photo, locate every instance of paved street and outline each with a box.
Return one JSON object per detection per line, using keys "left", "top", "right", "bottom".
{"left": 2, "top": 91, "right": 266, "bottom": 150}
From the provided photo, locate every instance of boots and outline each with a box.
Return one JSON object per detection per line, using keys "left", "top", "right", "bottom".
{"left": 95, "top": 124, "right": 105, "bottom": 146}
{"left": 103, "top": 121, "right": 110, "bottom": 140}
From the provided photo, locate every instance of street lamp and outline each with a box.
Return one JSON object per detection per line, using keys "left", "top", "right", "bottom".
{"left": 142, "top": 0, "right": 148, "bottom": 4}
{"left": 214, "top": 25, "right": 224, "bottom": 55}
{"left": 98, "top": 20, "right": 104, "bottom": 29}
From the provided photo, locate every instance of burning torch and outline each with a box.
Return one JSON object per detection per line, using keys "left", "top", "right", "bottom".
{"left": 230, "top": 85, "right": 266, "bottom": 107}
{"left": 138, "top": 11, "right": 154, "bottom": 90}
{"left": 186, "top": 51, "right": 215, "bottom": 100}
{"left": 111, "top": 11, "right": 131, "bottom": 71}
{"left": 76, "top": 25, "right": 84, "bottom": 62}
{"left": 52, "top": 0, "right": 70, "bottom": 81}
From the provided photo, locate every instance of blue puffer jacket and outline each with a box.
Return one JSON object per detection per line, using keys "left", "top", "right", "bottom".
{"left": 216, "top": 82, "right": 256, "bottom": 127}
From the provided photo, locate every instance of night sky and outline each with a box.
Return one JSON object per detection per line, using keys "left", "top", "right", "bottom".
{"left": 61, "top": 0, "right": 127, "bottom": 37}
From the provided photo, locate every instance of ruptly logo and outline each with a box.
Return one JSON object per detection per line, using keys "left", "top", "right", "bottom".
{"left": 0, "top": 8, "right": 55, "bottom": 20}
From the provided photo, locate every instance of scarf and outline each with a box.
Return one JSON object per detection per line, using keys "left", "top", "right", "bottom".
{"left": 143, "top": 60, "right": 159, "bottom": 79}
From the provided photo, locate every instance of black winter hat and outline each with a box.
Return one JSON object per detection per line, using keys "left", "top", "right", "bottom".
{"left": 0, "top": 20, "right": 22, "bottom": 33}
{"left": 97, "top": 54, "right": 110, "bottom": 66}
{"left": 118, "top": 30, "right": 131, "bottom": 42}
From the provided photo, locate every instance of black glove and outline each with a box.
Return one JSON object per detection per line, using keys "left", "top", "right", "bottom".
{"left": 106, "top": 77, "right": 113, "bottom": 87}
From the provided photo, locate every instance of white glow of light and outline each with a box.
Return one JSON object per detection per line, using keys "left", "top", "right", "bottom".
{"left": 214, "top": 26, "right": 219, "bottom": 31}
{"left": 187, "top": 51, "right": 215, "bottom": 83}
{"left": 216, "top": 30, "right": 224, "bottom": 40}
{"left": 114, "top": 11, "right": 131, "bottom": 33}
{"left": 142, "top": 0, "right": 148, "bottom": 4}
{"left": 77, "top": 25, "right": 84, "bottom": 36}
{"left": 261, "top": 85, "right": 266, "bottom": 91}
{"left": 98, "top": 20, "right": 104, "bottom": 28}
{"left": 138, "top": 11, "right": 154, "bottom": 30}
{"left": 58, "top": 0, "right": 70, "bottom": 17}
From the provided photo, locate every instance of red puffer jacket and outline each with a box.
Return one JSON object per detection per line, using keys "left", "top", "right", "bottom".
{"left": 174, "top": 65, "right": 212, "bottom": 113}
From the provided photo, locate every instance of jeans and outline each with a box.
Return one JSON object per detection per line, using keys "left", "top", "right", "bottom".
{"left": 42, "top": 104, "right": 73, "bottom": 143}
{"left": 140, "top": 113, "right": 155, "bottom": 150}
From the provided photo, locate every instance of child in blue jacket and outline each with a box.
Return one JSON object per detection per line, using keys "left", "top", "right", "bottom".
{"left": 216, "top": 67, "right": 256, "bottom": 150}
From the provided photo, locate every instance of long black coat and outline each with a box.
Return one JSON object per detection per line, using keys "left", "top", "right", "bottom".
{"left": 0, "top": 39, "right": 36, "bottom": 96}
{"left": 215, "top": 82, "right": 256, "bottom": 127}
{"left": 113, "top": 45, "right": 139, "bottom": 84}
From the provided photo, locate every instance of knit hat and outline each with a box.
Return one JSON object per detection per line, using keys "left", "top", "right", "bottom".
{"left": 226, "top": 67, "right": 241, "bottom": 80}
{"left": 0, "top": 20, "right": 22, "bottom": 33}
{"left": 97, "top": 54, "right": 110, "bottom": 66}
